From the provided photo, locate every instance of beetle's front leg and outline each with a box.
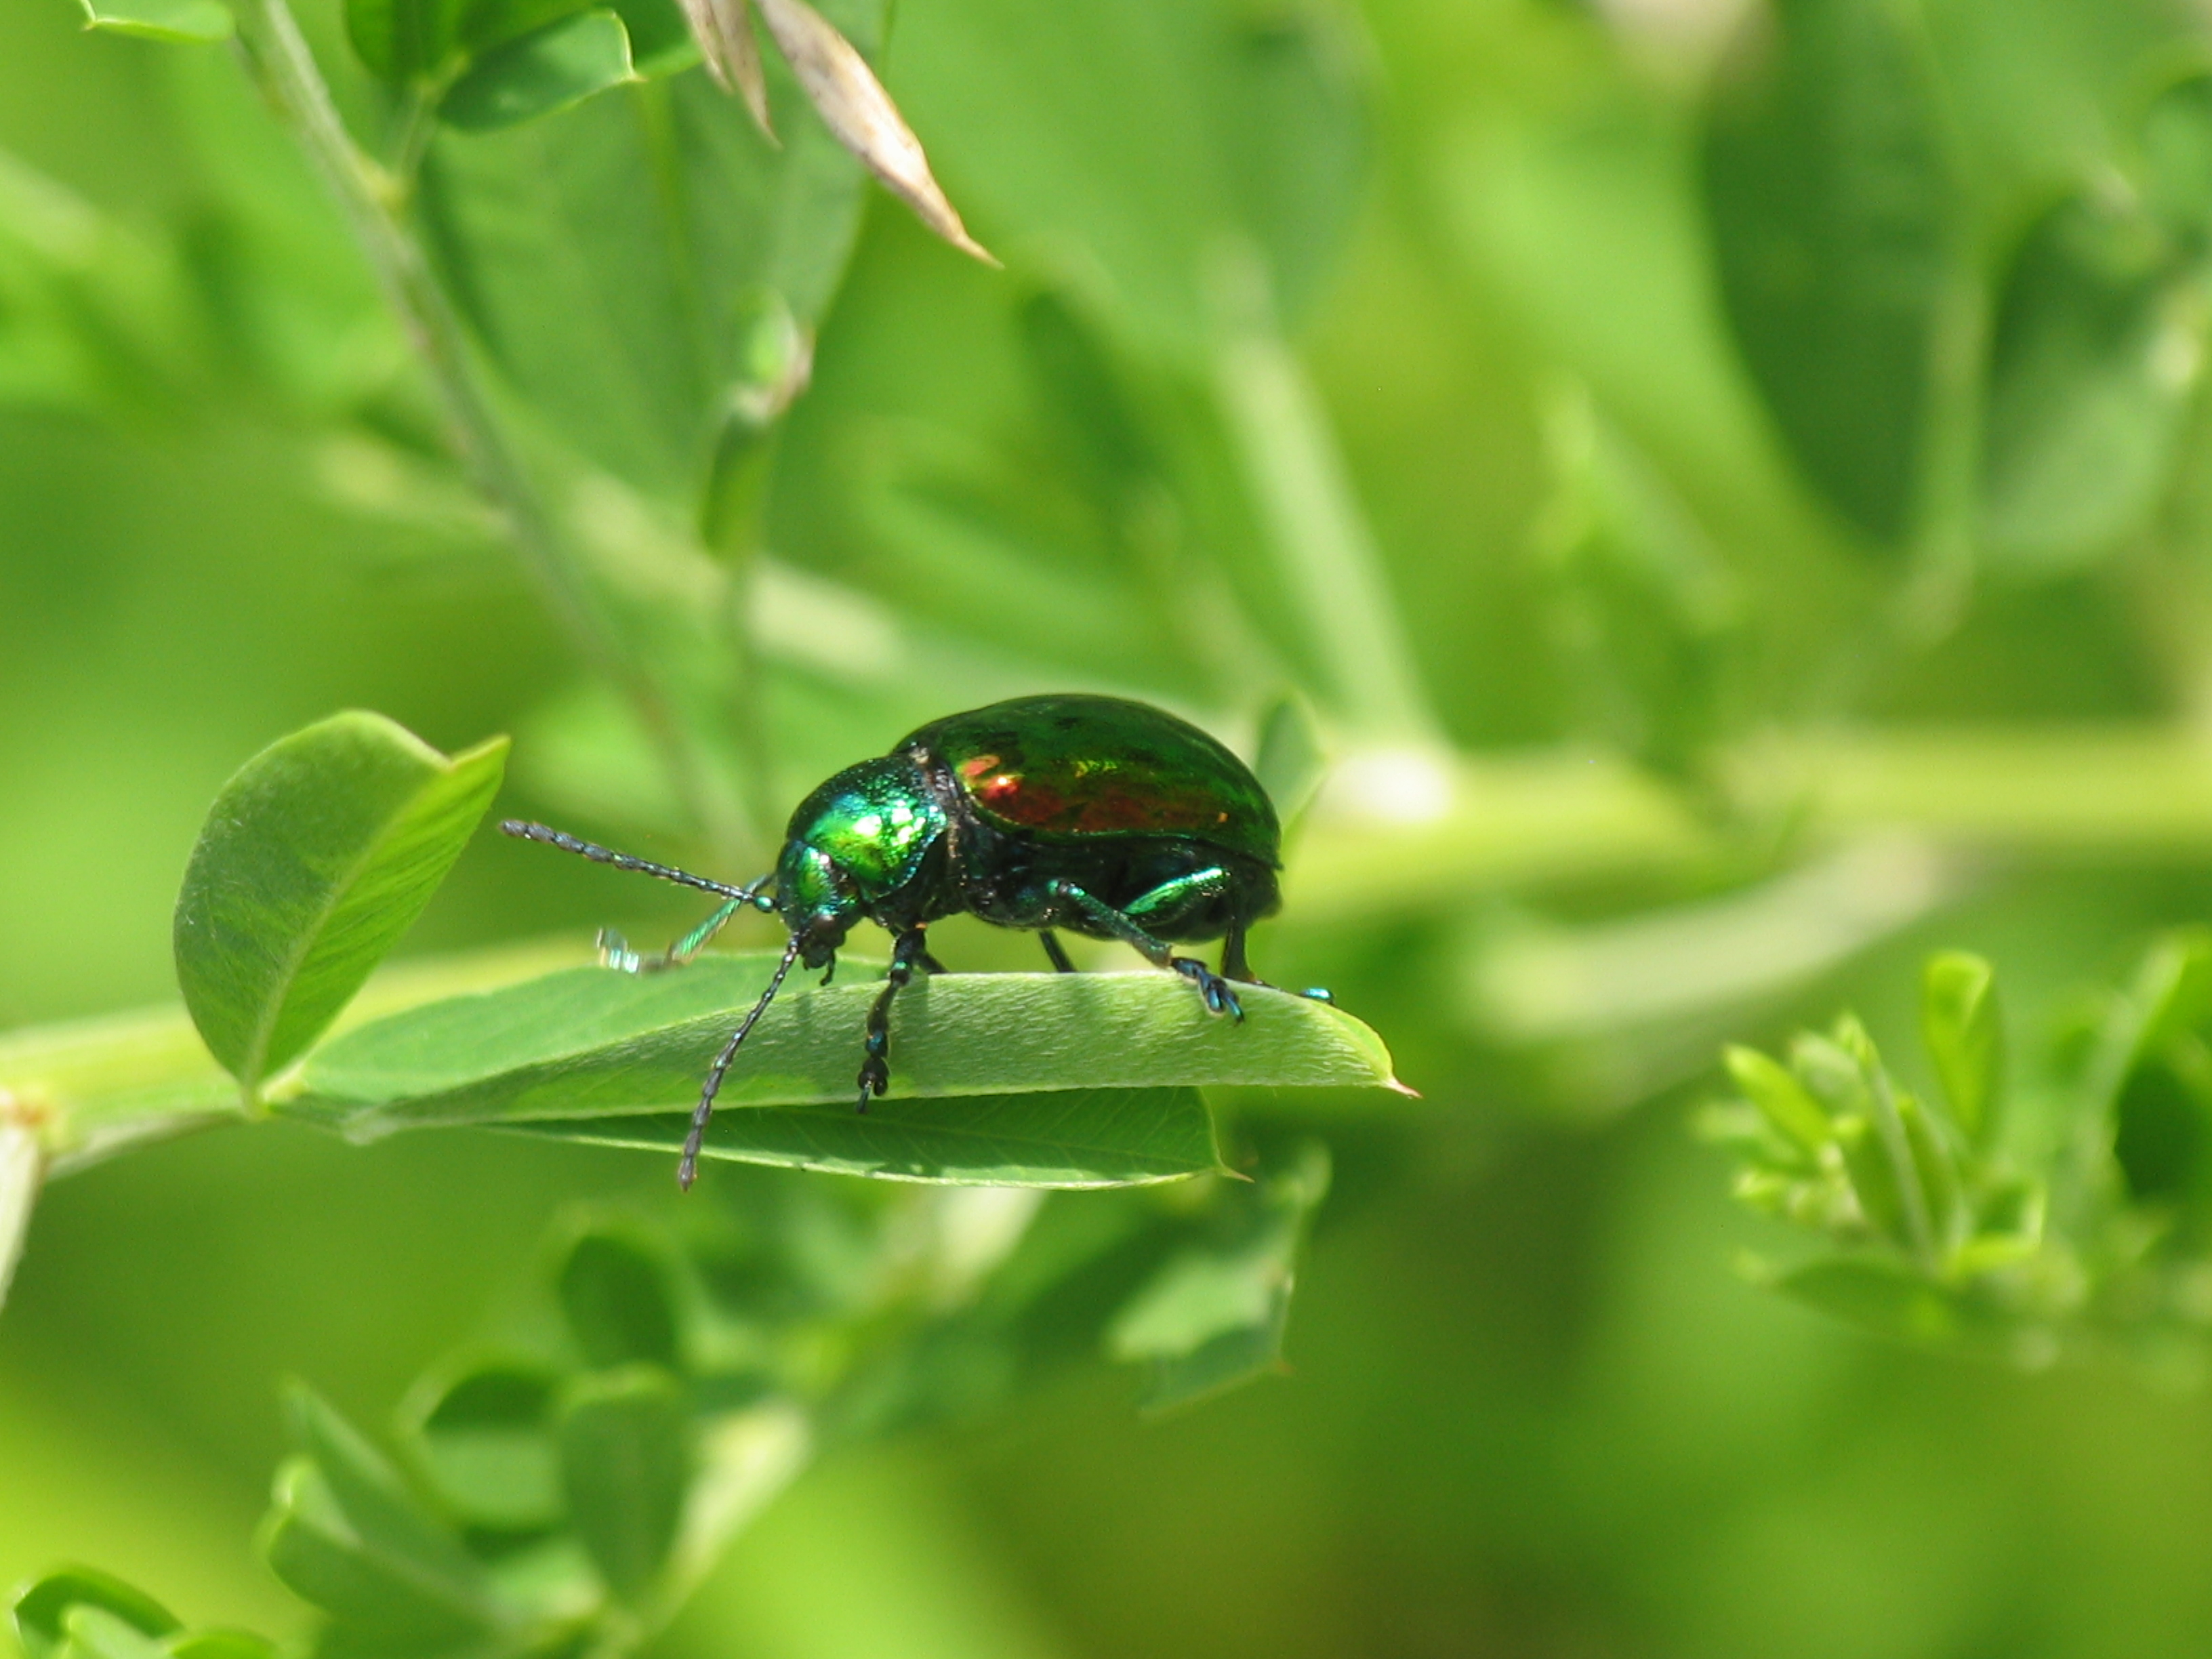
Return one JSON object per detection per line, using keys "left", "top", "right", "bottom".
{"left": 1044, "top": 877, "right": 1245, "bottom": 1021}
{"left": 600, "top": 893, "right": 756, "bottom": 974}
{"left": 857, "top": 927, "right": 931, "bottom": 1111}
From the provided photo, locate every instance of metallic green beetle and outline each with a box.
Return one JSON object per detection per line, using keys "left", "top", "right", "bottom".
{"left": 504, "top": 693, "right": 1324, "bottom": 1187}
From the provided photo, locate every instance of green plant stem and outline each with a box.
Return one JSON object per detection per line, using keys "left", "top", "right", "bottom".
{"left": 0, "top": 1107, "right": 41, "bottom": 1313}
{"left": 227, "top": 0, "right": 731, "bottom": 847}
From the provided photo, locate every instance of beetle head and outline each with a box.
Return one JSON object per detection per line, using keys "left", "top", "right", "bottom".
{"left": 773, "top": 757, "right": 945, "bottom": 964}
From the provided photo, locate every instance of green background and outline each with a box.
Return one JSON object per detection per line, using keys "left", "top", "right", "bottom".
{"left": 12, "top": 0, "right": 2212, "bottom": 1653}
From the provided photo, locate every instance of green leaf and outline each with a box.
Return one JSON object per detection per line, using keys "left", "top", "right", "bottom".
{"left": 556, "top": 1366, "right": 690, "bottom": 1603}
{"left": 1108, "top": 1142, "right": 1330, "bottom": 1412}
{"left": 2142, "top": 76, "right": 2212, "bottom": 247}
{"left": 401, "top": 1357, "right": 565, "bottom": 1532}
{"left": 512, "top": 1085, "right": 1220, "bottom": 1187}
{"left": 1922, "top": 951, "right": 2002, "bottom": 1149}
{"left": 300, "top": 958, "right": 1399, "bottom": 1114}
{"left": 260, "top": 1383, "right": 495, "bottom": 1635}
{"left": 13, "top": 1568, "right": 178, "bottom": 1659}
{"left": 1251, "top": 692, "right": 1325, "bottom": 826}
{"left": 76, "top": 0, "right": 233, "bottom": 43}
{"left": 441, "top": 12, "right": 641, "bottom": 132}
{"left": 344, "top": 0, "right": 464, "bottom": 81}
{"left": 1702, "top": 0, "right": 1959, "bottom": 544}
{"left": 173, "top": 712, "right": 508, "bottom": 1101}
{"left": 419, "top": 11, "right": 880, "bottom": 501}
{"left": 55, "top": 1607, "right": 171, "bottom": 1659}
{"left": 1978, "top": 194, "right": 2199, "bottom": 573}
{"left": 556, "top": 1220, "right": 683, "bottom": 1369}
{"left": 1777, "top": 1256, "right": 1967, "bottom": 1345}
{"left": 1722, "top": 1044, "right": 1830, "bottom": 1154}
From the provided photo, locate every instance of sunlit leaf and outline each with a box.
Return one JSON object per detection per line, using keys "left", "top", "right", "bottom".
{"left": 556, "top": 1366, "right": 690, "bottom": 1603}
{"left": 1703, "top": 0, "right": 1959, "bottom": 544}
{"left": 77, "top": 0, "right": 233, "bottom": 44}
{"left": 0, "top": 1112, "right": 38, "bottom": 1313}
{"left": 291, "top": 954, "right": 1399, "bottom": 1147}
{"left": 172, "top": 712, "right": 508, "bottom": 1101}
{"left": 55, "top": 1607, "right": 169, "bottom": 1659}
{"left": 441, "top": 12, "right": 642, "bottom": 131}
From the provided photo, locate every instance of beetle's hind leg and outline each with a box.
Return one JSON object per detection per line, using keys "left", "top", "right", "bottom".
{"left": 1220, "top": 923, "right": 1334, "bottom": 1005}
{"left": 1044, "top": 878, "right": 1244, "bottom": 1021}
{"left": 1039, "top": 929, "right": 1078, "bottom": 974}
{"left": 857, "top": 928, "right": 933, "bottom": 1111}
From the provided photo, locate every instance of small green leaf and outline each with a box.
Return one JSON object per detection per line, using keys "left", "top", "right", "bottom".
{"left": 556, "top": 1221, "right": 683, "bottom": 1370}
{"left": 1922, "top": 951, "right": 2002, "bottom": 1148}
{"left": 344, "top": 0, "right": 464, "bottom": 81}
{"left": 1702, "top": 0, "right": 1959, "bottom": 544}
{"left": 56, "top": 1607, "right": 170, "bottom": 1659}
{"left": 441, "top": 12, "right": 640, "bottom": 132}
{"left": 13, "top": 1568, "right": 178, "bottom": 1659}
{"left": 173, "top": 712, "right": 508, "bottom": 1101}
{"left": 1723, "top": 1044, "right": 1830, "bottom": 1153}
{"left": 76, "top": 0, "right": 232, "bottom": 43}
{"left": 401, "top": 1357, "right": 564, "bottom": 1532}
{"left": 513, "top": 1085, "right": 1221, "bottom": 1187}
{"left": 1108, "top": 1143, "right": 1330, "bottom": 1412}
{"left": 258, "top": 1459, "right": 493, "bottom": 1641}
{"left": 261, "top": 1382, "right": 494, "bottom": 1635}
{"left": 556, "top": 1366, "right": 690, "bottom": 1603}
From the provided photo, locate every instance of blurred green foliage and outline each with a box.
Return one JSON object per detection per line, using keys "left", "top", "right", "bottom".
{"left": 22, "top": 0, "right": 2212, "bottom": 1652}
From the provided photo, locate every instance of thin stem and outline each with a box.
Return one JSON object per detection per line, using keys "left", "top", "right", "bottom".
{"left": 228, "top": 0, "right": 728, "bottom": 844}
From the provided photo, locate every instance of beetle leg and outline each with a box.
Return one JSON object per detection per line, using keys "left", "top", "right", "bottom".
{"left": 600, "top": 893, "right": 753, "bottom": 974}
{"left": 1039, "top": 929, "right": 1078, "bottom": 974}
{"left": 1044, "top": 879, "right": 1244, "bottom": 1022}
{"left": 857, "top": 928, "right": 930, "bottom": 1111}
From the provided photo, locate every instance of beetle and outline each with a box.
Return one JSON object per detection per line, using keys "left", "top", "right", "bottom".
{"left": 504, "top": 693, "right": 1327, "bottom": 1188}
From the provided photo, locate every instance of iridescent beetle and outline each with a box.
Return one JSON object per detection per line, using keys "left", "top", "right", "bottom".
{"left": 504, "top": 693, "right": 1328, "bottom": 1188}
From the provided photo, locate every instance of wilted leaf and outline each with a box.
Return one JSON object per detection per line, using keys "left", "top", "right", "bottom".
{"left": 77, "top": 0, "right": 232, "bottom": 44}
{"left": 1703, "top": 0, "right": 1959, "bottom": 544}
{"left": 441, "top": 12, "right": 641, "bottom": 131}
{"left": 173, "top": 712, "right": 507, "bottom": 1101}
{"left": 680, "top": 0, "right": 771, "bottom": 130}
{"left": 557, "top": 1366, "right": 691, "bottom": 1603}
{"left": 752, "top": 0, "right": 993, "bottom": 264}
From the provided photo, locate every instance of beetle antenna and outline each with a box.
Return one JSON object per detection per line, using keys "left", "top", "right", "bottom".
{"left": 501, "top": 819, "right": 771, "bottom": 907}
{"left": 679, "top": 931, "right": 804, "bottom": 1191}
